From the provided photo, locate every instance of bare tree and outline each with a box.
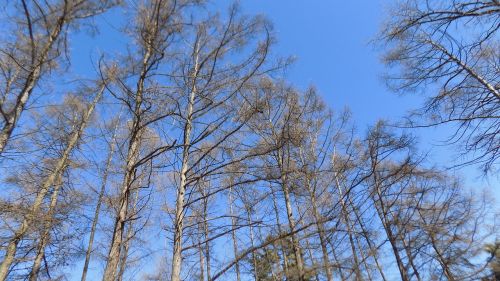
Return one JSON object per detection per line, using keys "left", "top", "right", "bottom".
{"left": 0, "top": 0, "right": 117, "bottom": 155}
{"left": 0, "top": 82, "right": 105, "bottom": 280}
{"left": 81, "top": 115, "right": 121, "bottom": 281}
{"left": 164, "top": 4, "right": 276, "bottom": 280}
{"left": 100, "top": 0, "right": 183, "bottom": 279}
{"left": 380, "top": 0, "right": 500, "bottom": 173}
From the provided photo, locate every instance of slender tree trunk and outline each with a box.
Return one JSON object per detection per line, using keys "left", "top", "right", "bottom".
{"left": 347, "top": 195, "right": 387, "bottom": 281}
{"left": 117, "top": 189, "right": 139, "bottom": 281}
{"left": 427, "top": 39, "right": 500, "bottom": 100}
{"left": 270, "top": 189, "right": 290, "bottom": 279}
{"left": 372, "top": 175, "right": 410, "bottom": 281}
{"left": 277, "top": 149, "right": 305, "bottom": 281}
{"left": 198, "top": 229, "right": 205, "bottom": 281}
{"left": 102, "top": 36, "right": 152, "bottom": 281}
{"left": 281, "top": 183, "right": 304, "bottom": 280}
{"left": 28, "top": 175, "right": 63, "bottom": 281}
{"left": 353, "top": 229, "right": 373, "bottom": 281}
{"left": 333, "top": 171, "right": 361, "bottom": 280}
{"left": 202, "top": 192, "right": 211, "bottom": 281}
{"left": 310, "top": 194, "right": 333, "bottom": 281}
{"left": 299, "top": 152, "right": 333, "bottom": 281}
{"left": 245, "top": 204, "right": 259, "bottom": 281}
{"left": 417, "top": 209, "right": 455, "bottom": 280}
{"left": 0, "top": 3, "right": 67, "bottom": 155}
{"left": 0, "top": 84, "right": 104, "bottom": 281}
{"left": 102, "top": 124, "right": 141, "bottom": 281}
{"left": 170, "top": 46, "right": 199, "bottom": 281}
{"left": 398, "top": 231, "right": 421, "bottom": 281}
{"left": 228, "top": 187, "right": 241, "bottom": 281}
{"left": 428, "top": 234, "right": 455, "bottom": 281}
{"left": 81, "top": 119, "right": 119, "bottom": 281}
{"left": 329, "top": 239, "right": 346, "bottom": 281}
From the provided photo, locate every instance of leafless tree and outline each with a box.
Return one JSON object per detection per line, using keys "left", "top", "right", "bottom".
{"left": 380, "top": 0, "right": 500, "bottom": 173}
{"left": 0, "top": 0, "right": 117, "bottom": 155}
{"left": 0, "top": 82, "right": 105, "bottom": 280}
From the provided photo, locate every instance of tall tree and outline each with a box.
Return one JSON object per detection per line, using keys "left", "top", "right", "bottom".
{"left": 100, "top": 0, "right": 182, "bottom": 279}
{"left": 0, "top": 82, "right": 105, "bottom": 280}
{"left": 0, "top": 0, "right": 117, "bottom": 155}
{"left": 381, "top": 0, "right": 500, "bottom": 173}
{"left": 164, "top": 4, "right": 275, "bottom": 280}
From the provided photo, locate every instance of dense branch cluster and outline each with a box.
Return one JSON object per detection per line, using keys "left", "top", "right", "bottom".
{"left": 0, "top": 1, "right": 498, "bottom": 281}
{"left": 381, "top": 0, "right": 500, "bottom": 173}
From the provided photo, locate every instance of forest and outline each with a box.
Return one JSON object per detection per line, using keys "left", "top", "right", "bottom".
{"left": 0, "top": 0, "right": 499, "bottom": 280}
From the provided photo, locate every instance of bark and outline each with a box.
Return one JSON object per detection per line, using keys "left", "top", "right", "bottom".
{"left": 295, "top": 203, "right": 320, "bottom": 281}
{"left": 372, "top": 172, "right": 410, "bottom": 281}
{"left": 347, "top": 192, "right": 387, "bottom": 281}
{"left": 117, "top": 189, "right": 139, "bottom": 281}
{"left": 198, "top": 231, "right": 205, "bottom": 281}
{"left": 0, "top": 0, "right": 69, "bottom": 155}
{"left": 201, "top": 185, "right": 211, "bottom": 281}
{"left": 170, "top": 46, "right": 199, "bottom": 281}
{"left": 417, "top": 208, "right": 455, "bottom": 280}
{"left": 309, "top": 190, "right": 333, "bottom": 281}
{"left": 398, "top": 230, "right": 422, "bottom": 281}
{"left": 276, "top": 146, "right": 305, "bottom": 281}
{"left": 299, "top": 147, "right": 333, "bottom": 281}
{"left": 102, "top": 26, "right": 153, "bottom": 281}
{"left": 427, "top": 39, "right": 500, "bottom": 101}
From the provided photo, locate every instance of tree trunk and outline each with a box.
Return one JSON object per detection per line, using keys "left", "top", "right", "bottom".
{"left": 101, "top": 125, "right": 141, "bottom": 281}
{"left": 102, "top": 37, "right": 152, "bottom": 281}
{"left": 372, "top": 174, "right": 410, "bottom": 281}
{"left": 228, "top": 187, "right": 242, "bottom": 281}
{"left": 299, "top": 146, "right": 333, "bottom": 281}
{"left": 170, "top": 47, "right": 198, "bottom": 281}
{"left": 0, "top": 3, "right": 67, "bottom": 155}
{"left": 81, "top": 119, "right": 119, "bottom": 281}
{"left": 28, "top": 175, "right": 63, "bottom": 281}
{"left": 198, "top": 230, "right": 205, "bottom": 281}
{"left": 0, "top": 84, "right": 104, "bottom": 281}
{"left": 333, "top": 173, "right": 361, "bottom": 280}
{"left": 347, "top": 194, "right": 387, "bottom": 281}
{"left": 270, "top": 188, "right": 290, "bottom": 279}
{"left": 203, "top": 196, "right": 211, "bottom": 280}
{"left": 276, "top": 145, "right": 305, "bottom": 281}
{"left": 117, "top": 189, "right": 139, "bottom": 281}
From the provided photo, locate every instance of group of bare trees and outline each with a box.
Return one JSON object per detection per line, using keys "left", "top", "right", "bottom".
{"left": 0, "top": 0, "right": 498, "bottom": 280}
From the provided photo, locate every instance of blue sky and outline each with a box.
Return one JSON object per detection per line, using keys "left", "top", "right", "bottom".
{"left": 66, "top": 1, "right": 498, "bottom": 280}
{"left": 228, "top": 1, "right": 498, "bottom": 189}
